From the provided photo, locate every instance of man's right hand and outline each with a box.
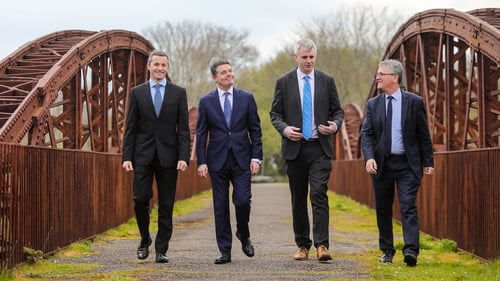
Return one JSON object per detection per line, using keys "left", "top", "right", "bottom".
{"left": 365, "top": 159, "right": 377, "bottom": 174}
{"left": 197, "top": 164, "right": 208, "bottom": 178}
{"left": 122, "top": 161, "right": 134, "bottom": 172}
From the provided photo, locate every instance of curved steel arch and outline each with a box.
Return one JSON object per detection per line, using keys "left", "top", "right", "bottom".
{"left": 0, "top": 29, "right": 154, "bottom": 152}
{"left": 367, "top": 8, "right": 500, "bottom": 152}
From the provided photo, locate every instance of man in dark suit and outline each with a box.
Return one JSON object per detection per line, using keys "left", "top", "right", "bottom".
{"left": 270, "top": 39, "right": 344, "bottom": 262}
{"left": 360, "top": 59, "right": 434, "bottom": 267}
{"left": 196, "top": 60, "right": 262, "bottom": 264}
{"left": 122, "top": 50, "right": 190, "bottom": 264}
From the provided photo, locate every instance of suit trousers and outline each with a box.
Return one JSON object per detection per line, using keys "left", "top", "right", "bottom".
{"left": 209, "top": 150, "right": 252, "bottom": 253}
{"left": 373, "top": 154, "right": 421, "bottom": 256}
{"left": 133, "top": 154, "right": 178, "bottom": 254}
{"left": 286, "top": 141, "right": 332, "bottom": 250}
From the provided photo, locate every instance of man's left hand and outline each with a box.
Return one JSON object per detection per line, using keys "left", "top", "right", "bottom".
{"left": 317, "top": 121, "right": 337, "bottom": 135}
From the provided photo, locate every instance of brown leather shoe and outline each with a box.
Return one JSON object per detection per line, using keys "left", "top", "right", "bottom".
{"left": 317, "top": 245, "right": 332, "bottom": 261}
{"left": 293, "top": 247, "right": 309, "bottom": 260}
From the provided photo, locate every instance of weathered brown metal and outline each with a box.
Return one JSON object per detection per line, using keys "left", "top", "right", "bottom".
{"left": 0, "top": 30, "right": 154, "bottom": 152}
{"left": 329, "top": 148, "right": 500, "bottom": 261}
{"left": 364, "top": 8, "right": 500, "bottom": 152}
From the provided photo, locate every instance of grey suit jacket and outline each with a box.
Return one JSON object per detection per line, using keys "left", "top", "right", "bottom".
{"left": 270, "top": 69, "right": 344, "bottom": 160}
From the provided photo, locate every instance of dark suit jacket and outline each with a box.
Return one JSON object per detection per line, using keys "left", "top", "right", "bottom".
{"left": 270, "top": 69, "right": 344, "bottom": 160}
{"left": 360, "top": 90, "right": 434, "bottom": 180}
{"left": 122, "top": 81, "right": 190, "bottom": 168}
{"left": 196, "top": 87, "right": 262, "bottom": 171}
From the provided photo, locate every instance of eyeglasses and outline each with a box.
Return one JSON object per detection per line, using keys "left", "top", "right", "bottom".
{"left": 375, "top": 72, "right": 395, "bottom": 78}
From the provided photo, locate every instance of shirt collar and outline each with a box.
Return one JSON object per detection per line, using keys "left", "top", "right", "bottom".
{"left": 386, "top": 89, "right": 402, "bottom": 101}
{"left": 150, "top": 79, "right": 167, "bottom": 88}
{"left": 297, "top": 69, "right": 315, "bottom": 80}
{"left": 217, "top": 86, "right": 234, "bottom": 97}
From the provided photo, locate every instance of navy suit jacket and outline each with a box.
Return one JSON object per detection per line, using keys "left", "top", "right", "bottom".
{"left": 122, "top": 81, "right": 190, "bottom": 168}
{"left": 196, "top": 87, "right": 262, "bottom": 171}
{"left": 270, "top": 69, "right": 344, "bottom": 160}
{"left": 361, "top": 90, "right": 434, "bottom": 180}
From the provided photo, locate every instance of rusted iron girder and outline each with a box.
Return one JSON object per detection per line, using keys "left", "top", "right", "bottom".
{"left": 0, "top": 30, "right": 153, "bottom": 152}
{"left": 367, "top": 8, "right": 499, "bottom": 152}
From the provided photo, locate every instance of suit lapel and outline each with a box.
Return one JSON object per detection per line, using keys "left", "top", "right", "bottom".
{"left": 143, "top": 82, "right": 157, "bottom": 118}
{"left": 377, "top": 94, "right": 387, "bottom": 127}
{"left": 288, "top": 72, "right": 301, "bottom": 112}
{"left": 401, "top": 90, "right": 410, "bottom": 129}
{"left": 209, "top": 90, "right": 226, "bottom": 126}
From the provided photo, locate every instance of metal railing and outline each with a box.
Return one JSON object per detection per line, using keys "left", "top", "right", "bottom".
{"left": 0, "top": 143, "right": 210, "bottom": 269}
{"left": 329, "top": 148, "right": 500, "bottom": 260}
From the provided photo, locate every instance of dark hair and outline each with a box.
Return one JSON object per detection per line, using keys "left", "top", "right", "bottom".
{"left": 210, "top": 60, "right": 231, "bottom": 76}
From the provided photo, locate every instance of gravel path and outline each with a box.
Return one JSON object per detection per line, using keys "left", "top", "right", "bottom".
{"left": 61, "top": 183, "right": 375, "bottom": 280}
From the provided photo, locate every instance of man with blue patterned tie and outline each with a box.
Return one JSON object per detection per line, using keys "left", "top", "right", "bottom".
{"left": 122, "top": 50, "right": 190, "bottom": 264}
{"left": 196, "top": 60, "right": 263, "bottom": 264}
{"left": 270, "top": 39, "right": 344, "bottom": 262}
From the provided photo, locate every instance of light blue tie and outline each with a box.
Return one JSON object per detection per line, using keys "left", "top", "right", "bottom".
{"left": 223, "top": 92, "right": 231, "bottom": 127}
{"left": 302, "top": 76, "right": 312, "bottom": 140}
{"left": 153, "top": 84, "right": 162, "bottom": 117}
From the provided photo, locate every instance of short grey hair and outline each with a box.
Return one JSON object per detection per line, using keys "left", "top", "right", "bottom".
{"left": 294, "top": 39, "right": 317, "bottom": 55}
{"left": 379, "top": 59, "right": 403, "bottom": 85}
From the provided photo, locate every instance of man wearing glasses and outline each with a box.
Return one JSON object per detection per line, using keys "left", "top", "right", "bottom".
{"left": 361, "top": 59, "right": 434, "bottom": 267}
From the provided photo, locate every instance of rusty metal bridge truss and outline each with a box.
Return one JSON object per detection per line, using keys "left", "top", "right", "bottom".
{"left": 1, "top": 10, "right": 498, "bottom": 157}
{"left": 339, "top": 8, "right": 499, "bottom": 159}
{"left": 0, "top": 30, "right": 153, "bottom": 152}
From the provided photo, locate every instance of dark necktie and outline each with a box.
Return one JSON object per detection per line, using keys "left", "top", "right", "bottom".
{"left": 384, "top": 96, "right": 393, "bottom": 156}
{"left": 153, "top": 84, "right": 162, "bottom": 117}
{"left": 223, "top": 92, "right": 231, "bottom": 127}
{"left": 302, "top": 76, "right": 312, "bottom": 140}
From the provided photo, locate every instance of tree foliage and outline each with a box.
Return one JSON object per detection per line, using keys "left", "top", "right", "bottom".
{"left": 142, "top": 20, "right": 258, "bottom": 106}
{"left": 240, "top": 4, "right": 405, "bottom": 175}
{"left": 140, "top": 4, "right": 405, "bottom": 176}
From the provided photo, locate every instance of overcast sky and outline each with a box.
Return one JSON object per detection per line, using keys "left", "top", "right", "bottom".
{"left": 0, "top": 0, "right": 497, "bottom": 62}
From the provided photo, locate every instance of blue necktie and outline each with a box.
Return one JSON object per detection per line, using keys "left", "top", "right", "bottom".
{"left": 153, "top": 84, "right": 162, "bottom": 117}
{"left": 302, "top": 76, "right": 312, "bottom": 140}
{"left": 223, "top": 92, "right": 231, "bottom": 127}
{"left": 384, "top": 96, "right": 393, "bottom": 156}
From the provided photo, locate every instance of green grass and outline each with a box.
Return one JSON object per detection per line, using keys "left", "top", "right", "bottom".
{"left": 330, "top": 193, "right": 500, "bottom": 281}
{"left": 2, "top": 188, "right": 499, "bottom": 281}
{"left": 0, "top": 190, "right": 213, "bottom": 281}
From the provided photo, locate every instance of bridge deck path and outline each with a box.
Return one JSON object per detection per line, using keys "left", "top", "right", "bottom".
{"left": 67, "top": 183, "right": 375, "bottom": 280}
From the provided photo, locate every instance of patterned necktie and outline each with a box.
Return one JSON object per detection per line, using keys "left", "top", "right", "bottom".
{"left": 302, "top": 76, "right": 312, "bottom": 140}
{"left": 153, "top": 84, "right": 162, "bottom": 117}
{"left": 223, "top": 92, "right": 231, "bottom": 127}
{"left": 384, "top": 96, "right": 393, "bottom": 156}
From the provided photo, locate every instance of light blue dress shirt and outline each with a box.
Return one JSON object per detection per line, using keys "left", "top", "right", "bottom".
{"left": 386, "top": 90, "right": 405, "bottom": 155}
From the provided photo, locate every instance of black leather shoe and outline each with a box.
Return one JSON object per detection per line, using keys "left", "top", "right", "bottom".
{"left": 404, "top": 253, "right": 417, "bottom": 267}
{"left": 155, "top": 253, "right": 169, "bottom": 263}
{"left": 236, "top": 232, "right": 255, "bottom": 257}
{"left": 214, "top": 252, "right": 231, "bottom": 264}
{"left": 379, "top": 251, "right": 394, "bottom": 264}
{"left": 137, "top": 238, "right": 152, "bottom": 260}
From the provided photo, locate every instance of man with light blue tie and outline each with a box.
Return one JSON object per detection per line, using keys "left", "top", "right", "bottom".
{"left": 196, "top": 60, "right": 263, "bottom": 264}
{"left": 270, "top": 39, "right": 344, "bottom": 262}
{"left": 122, "top": 50, "right": 190, "bottom": 264}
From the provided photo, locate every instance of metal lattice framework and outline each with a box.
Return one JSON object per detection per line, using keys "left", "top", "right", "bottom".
{"left": 0, "top": 30, "right": 153, "bottom": 152}
{"left": 337, "top": 8, "right": 500, "bottom": 160}
{"left": 370, "top": 8, "right": 500, "bottom": 152}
